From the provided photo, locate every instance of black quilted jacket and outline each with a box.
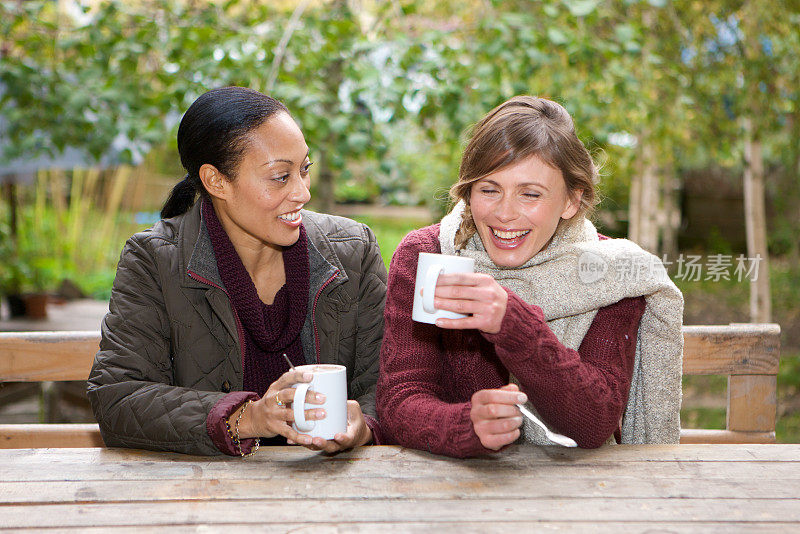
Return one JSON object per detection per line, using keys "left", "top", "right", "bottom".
{"left": 87, "top": 201, "right": 387, "bottom": 455}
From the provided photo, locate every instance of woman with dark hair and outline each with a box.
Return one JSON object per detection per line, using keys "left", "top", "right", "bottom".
{"left": 376, "top": 96, "right": 683, "bottom": 457}
{"left": 88, "top": 87, "right": 386, "bottom": 456}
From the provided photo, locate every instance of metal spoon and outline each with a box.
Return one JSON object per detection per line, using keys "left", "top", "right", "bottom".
{"left": 516, "top": 403, "right": 578, "bottom": 448}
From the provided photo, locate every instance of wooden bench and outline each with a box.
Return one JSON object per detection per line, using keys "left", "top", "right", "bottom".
{"left": 0, "top": 324, "right": 782, "bottom": 448}
{"left": 680, "top": 323, "right": 781, "bottom": 443}
{"left": 0, "top": 331, "right": 104, "bottom": 448}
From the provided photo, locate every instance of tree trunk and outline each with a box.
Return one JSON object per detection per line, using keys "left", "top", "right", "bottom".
{"left": 628, "top": 146, "right": 642, "bottom": 244}
{"left": 659, "top": 165, "right": 681, "bottom": 263}
{"left": 742, "top": 117, "right": 772, "bottom": 323}
{"left": 629, "top": 140, "right": 660, "bottom": 254}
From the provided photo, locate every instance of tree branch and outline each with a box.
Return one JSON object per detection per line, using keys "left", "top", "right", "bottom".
{"left": 266, "top": 0, "right": 312, "bottom": 93}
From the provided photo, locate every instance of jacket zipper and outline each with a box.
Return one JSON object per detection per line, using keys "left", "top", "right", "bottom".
{"left": 187, "top": 270, "right": 247, "bottom": 367}
{"left": 312, "top": 270, "right": 339, "bottom": 364}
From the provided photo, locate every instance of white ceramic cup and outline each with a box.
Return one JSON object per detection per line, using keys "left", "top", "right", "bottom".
{"left": 292, "top": 364, "right": 347, "bottom": 440}
{"left": 412, "top": 252, "right": 476, "bottom": 324}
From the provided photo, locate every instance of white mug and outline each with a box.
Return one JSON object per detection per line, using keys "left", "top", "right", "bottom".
{"left": 412, "top": 252, "right": 476, "bottom": 324}
{"left": 292, "top": 364, "right": 348, "bottom": 440}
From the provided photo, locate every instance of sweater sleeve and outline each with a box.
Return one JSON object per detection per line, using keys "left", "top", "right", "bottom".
{"left": 376, "top": 227, "right": 494, "bottom": 458}
{"left": 482, "top": 290, "right": 646, "bottom": 448}
{"left": 206, "top": 391, "right": 260, "bottom": 456}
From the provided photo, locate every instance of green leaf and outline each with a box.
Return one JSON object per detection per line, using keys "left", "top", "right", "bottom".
{"left": 565, "top": 0, "right": 600, "bottom": 17}
{"left": 547, "top": 28, "right": 569, "bottom": 46}
{"left": 543, "top": 4, "right": 560, "bottom": 17}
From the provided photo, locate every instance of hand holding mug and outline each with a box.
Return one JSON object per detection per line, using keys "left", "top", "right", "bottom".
{"left": 290, "top": 400, "right": 373, "bottom": 453}
{"left": 234, "top": 368, "right": 325, "bottom": 447}
{"left": 412, "top": 253, "right": 476, "bottom": 324}
{"left": 285, "top": 364, "right": 371, "bottom": 452}
{"left": 431, "top": 271, "right": 508, "bottom": 334}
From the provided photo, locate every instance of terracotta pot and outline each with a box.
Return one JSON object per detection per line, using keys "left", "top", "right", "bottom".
{"left": 23, "top": 293, "right": 49, "bottom": 319}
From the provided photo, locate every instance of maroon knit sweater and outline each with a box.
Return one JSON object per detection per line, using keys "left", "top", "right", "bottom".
{"left": 376, "top": 224, "right": 646, "bottom": 457}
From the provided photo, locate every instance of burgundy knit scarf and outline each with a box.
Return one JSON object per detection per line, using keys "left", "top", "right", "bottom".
{"left": 202, "top": 199, "right": 309, "bottom": 396}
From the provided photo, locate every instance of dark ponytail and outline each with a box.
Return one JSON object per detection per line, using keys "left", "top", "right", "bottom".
{"left": 161, "top": 174, "right": 200, "bottom": 219}
{"left": 160, "top": 86, "right": 289, "bottom": 219}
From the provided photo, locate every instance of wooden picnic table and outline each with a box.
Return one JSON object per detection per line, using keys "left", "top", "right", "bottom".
{"left": 1, "top": 444, "right": 798, "bottom": 531}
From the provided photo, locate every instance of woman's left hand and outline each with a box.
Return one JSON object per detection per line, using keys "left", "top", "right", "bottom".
{"left": 288, "top": 400, "right": 373, "bottom": 453}
{"left": 431, "top": 272, "right": 508, "bottom": 334}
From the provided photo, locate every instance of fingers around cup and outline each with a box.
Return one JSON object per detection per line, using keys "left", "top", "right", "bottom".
{"left": 292, "top": 383, "right": 315, "bottom": 432}
{"left": 305, "top": 408, "right": 326, "bottom": 421}
{"left": 275, "top": 368, "right": 313, "bottom": 391}
{"left": 422, "top": 264, "right": 444, "bottom": 313}
{"left": 280, "top": 386, "right": 324, "bottom": 407}
{"left": 305, "top": 389, "right": 325, "bottom": 405}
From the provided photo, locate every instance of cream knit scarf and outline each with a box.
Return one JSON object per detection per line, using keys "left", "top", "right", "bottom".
{"left": 440, "top": 201, "right": 683, "bottom": 445}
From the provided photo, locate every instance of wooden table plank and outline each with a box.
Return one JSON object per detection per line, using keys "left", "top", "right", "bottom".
{"left": 7, "top": 524, "right": 797, "bottom": 534}
{"left": 1, "top": 476, "right": 798, "bottom": 504}
{"left": 0, "top": 445, "right": 800, "bottom": 482}
{"left": 2, "top": 443, "right": 799, "bottom": 466}
{"left": 1, "top": 498, "right": 799, "bottom": 528}
{"left": 1, "top": 444, "right": 797, "bottom": 530}
{"left": 1, "top": 459, "right": 797, "bottom": 482}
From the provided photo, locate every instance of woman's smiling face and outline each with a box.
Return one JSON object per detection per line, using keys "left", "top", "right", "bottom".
{"left": 469, "top": 154, "right": 581, "bottom": 268}
{"left": 209, "top": 112, "right": 312, "bottom": 250}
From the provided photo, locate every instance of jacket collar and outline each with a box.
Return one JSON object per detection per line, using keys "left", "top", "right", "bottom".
{"left": 302, "top": 209, "right": 348, "bottom": 290}
{"left": 181, "top": 199, "right": 225, "bottom": 290}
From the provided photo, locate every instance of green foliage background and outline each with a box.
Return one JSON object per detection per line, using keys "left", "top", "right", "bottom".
{"left": 2, "top": 0, "right": 798, "bottom": 220}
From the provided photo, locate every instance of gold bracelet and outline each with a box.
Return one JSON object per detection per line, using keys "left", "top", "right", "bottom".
{"left": 227, "top": 400, "right": 259, "bottom": 457}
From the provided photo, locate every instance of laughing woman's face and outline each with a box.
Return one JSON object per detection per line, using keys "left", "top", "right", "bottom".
{"left": 468, "top": 155, "right": 581, "bottom": 268}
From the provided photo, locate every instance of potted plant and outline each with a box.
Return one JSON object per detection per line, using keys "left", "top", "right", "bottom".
{"left": 18, "top": 255, "right": 59, "bottom": 319}
{"left": 0, "top": 261, "right": 27, "bottom": 317}
{"left": 1, "top": 224, "right": 58, "bottom": 319}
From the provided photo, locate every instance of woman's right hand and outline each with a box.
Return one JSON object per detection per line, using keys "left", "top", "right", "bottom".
{"left": 470, "top": 383, "right": 526, "bottom": 450}
{"left": 233, "top": 369, "right": 326, "bottom": 446}
{"left": 430, "top": 272, "right": 508, "bottom": 334}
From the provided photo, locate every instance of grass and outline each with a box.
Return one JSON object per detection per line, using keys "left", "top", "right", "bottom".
{"left": 349, "top": 214, "right": 434, "bottom": 270}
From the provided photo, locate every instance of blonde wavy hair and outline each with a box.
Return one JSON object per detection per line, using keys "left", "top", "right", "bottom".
{"left": 450, "top": 96, "right": 599, "bottom": 249}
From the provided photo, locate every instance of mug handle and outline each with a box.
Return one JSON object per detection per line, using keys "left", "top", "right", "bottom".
{"left": 293, "top": 383, "right": 315, "bottom": 432}
{"left": 423, "top": 264, "right": 444, "bottom": 313}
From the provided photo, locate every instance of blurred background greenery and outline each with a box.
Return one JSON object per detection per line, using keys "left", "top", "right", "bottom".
{"left": 0, "top": 0, "right": 798, "bottom": 440}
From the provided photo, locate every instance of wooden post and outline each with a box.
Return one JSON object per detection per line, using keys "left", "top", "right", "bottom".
{"left": 742, "top": 117, "right": 772, "bottom": 323}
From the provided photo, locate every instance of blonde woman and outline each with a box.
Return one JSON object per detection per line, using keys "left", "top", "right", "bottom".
{"left": 376, "top": 96, "right": 683, "bottom": 457}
